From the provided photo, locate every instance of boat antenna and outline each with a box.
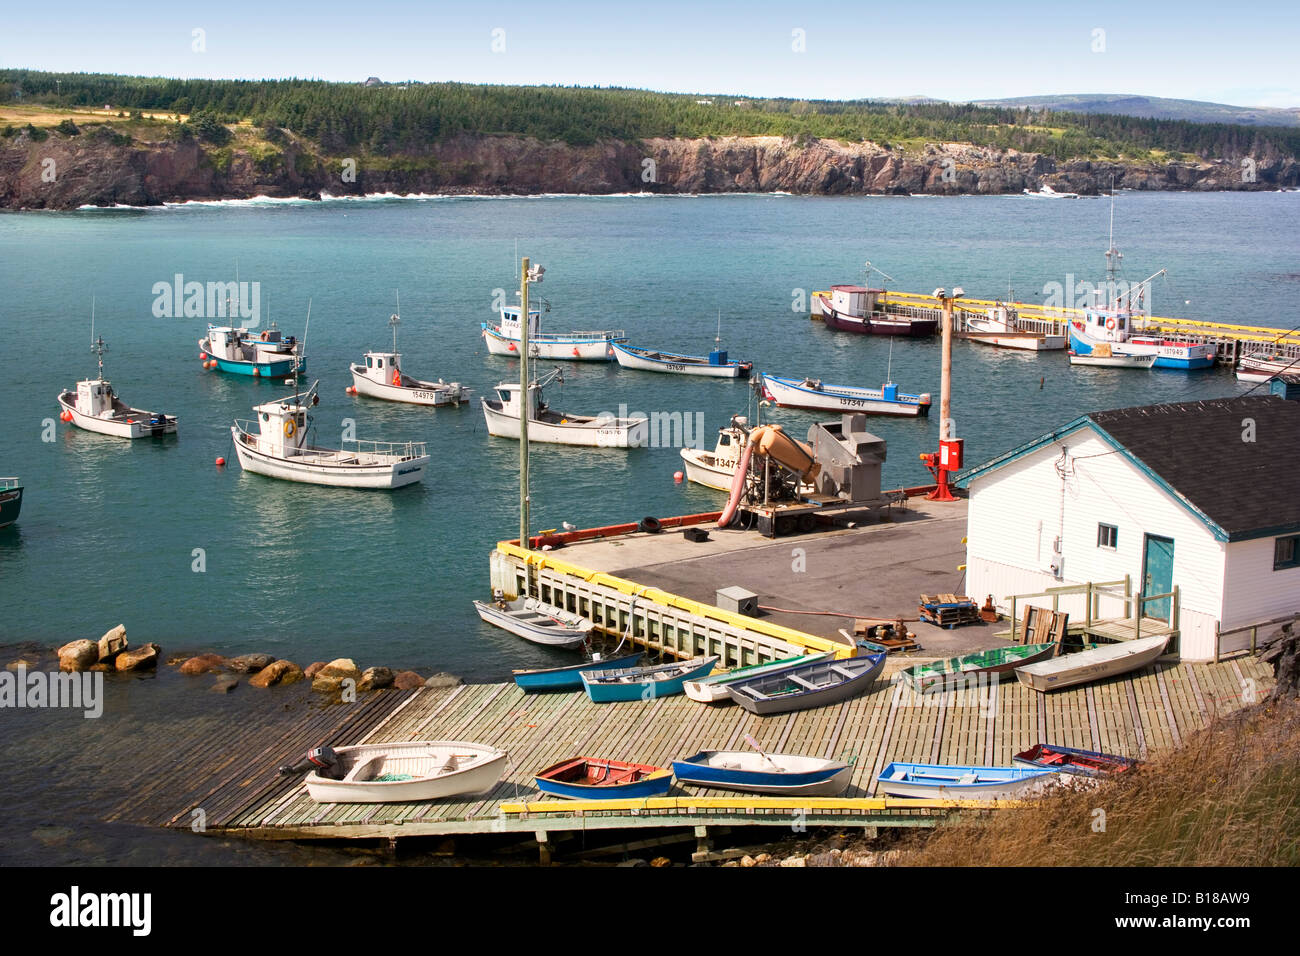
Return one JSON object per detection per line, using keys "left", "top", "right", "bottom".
{"left": 89, "top": 297, "right": 106, "bottom": 378}
{"left": 1104, "top": 175, "right": 1121, "bottom": 309}
{"left": 886, "top": 335, "right": 894, "bottom": 385}
{"left": 391, "top": 289, "right": 401, "bottom": 353}
{"left": 296, "top": 298, "right": 311, "bottom": 401}
{"left": 716, "top": 309, "right": 721, "bottom": 347}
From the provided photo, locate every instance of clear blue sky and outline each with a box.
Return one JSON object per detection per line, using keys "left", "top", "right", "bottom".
{"left": 2, "top": 0, "right": 1296, "bottom": 107}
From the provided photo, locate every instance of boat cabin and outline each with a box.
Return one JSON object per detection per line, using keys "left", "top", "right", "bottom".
{"left": 247, "top": 398, "right": 310, "bottom": 457}
{"left": 208, "top": 324, "right": 297, "bottom": 361}
{"left": 492, "top": 382, "right": 541, "bottom": 418}
{"left": 828, "top": 285, "right": 882, "bottom": 318}
{"left": 1075, "top": 306, "right": 1136, "bottom": 344}
{"left": 359, "top": 351, "right": 403, "bottom": 385}
{"left": 498, "top": 306, "right": 545, "bottom": 336}
{"left": 75, "top": 378, "right": 118, "bottom": 417}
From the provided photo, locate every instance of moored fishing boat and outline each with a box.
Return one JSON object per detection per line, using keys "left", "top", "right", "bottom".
{"left": 200, "top": 322, "right": 305, "bottom": 378}
{"left": 1015, "top": 635, "right": 1170, "bottom": 692}
{"left": 725, "top": 652, "right": 886, "bottom": 715}
{"left": 612, "top": 342, "right": 752, "bottom": 378}
{"left": 1067, "top": 349, "right": 1157, "bottom": 369}
{"left": 230, "top": 382, "right": 429, "bottom": 488}
{"left": 58, "top": 336, "right": 178, "bottom": 439}
{"left": 349, "top": 308, "right": 468, "bottom": 405}
{"left": 481, "top": 302, "right": 626, "bottom": 361}
{"left": 898, "top": 642, "right": 1058, "bottom": 692}
{"left": 512, "top": 651, "right": 644, "bottom": 692}
{"left": 683, "top": 652, "right": 831, "bottom": 703}
{"left": 1235, "top": 351, "right": 1297, "bottom": 383}
{"left": 473, "top": 595, "right": 595, "bottom": 649}
{"left": 761, "top": 374, "right": 931, "bottom": 417}
{"left": 680, "top": 415, "right": 750, "bottom": 491}
{"left": 581, "top": 655, "right": 719, "bottom": 702}
{"left": 876, "top": 762, "right": 1059, "bottom": 799}
{"left": 298, "top": 741, "right": 508, "bottom": 803}
{"left": 481, "top": 374, "right": 649, "bottom": 447}
{"left": 965, "top": 305, "right": 1066, "bottom": 351}
{"left": 672, "top": 750, "right": 852, "bottom": 796}
{"left": 816, "top": 284, "right": 937, "bottom": 337}
{"left": 1013, "top": 743, "right": 1140, "bottom": 778}
{"left": 1023, "top": 184, "right": 1080, "bottom": 199}
{"left": 0, "top": 478, "right": 22, "bottom": 529}
{"left": 534, "top": 757, "right": 673, "bottom": 799}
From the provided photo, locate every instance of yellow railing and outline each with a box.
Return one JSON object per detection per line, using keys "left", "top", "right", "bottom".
{"left": 499, "top": 796, "right": 1024, "bottom": 814}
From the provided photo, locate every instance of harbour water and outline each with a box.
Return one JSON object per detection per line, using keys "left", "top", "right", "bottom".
{"left": 1, "top": 190, "right": 1296, "bottom": 863}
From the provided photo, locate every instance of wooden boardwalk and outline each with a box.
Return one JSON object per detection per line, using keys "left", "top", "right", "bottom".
{"left": 113, "top": 657, "right": 1273, "bottom": 843}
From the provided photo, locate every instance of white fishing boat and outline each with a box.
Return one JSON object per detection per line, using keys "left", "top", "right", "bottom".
{"left": 1015, "top": 635, "right": 1170, "bottom": 693}
{"left": 200, "top": 322, "right": 305, "bottom": 378}
{"left": 1023, "top": 184, "right": 1080, "bottom": 199}
{"left": 1067, "top": 349, "right": 1157, "bottom": 369}
{"left": 481, "top": 374, "right": 649, "bottom": 448}
{"left": 1235, "top": 351, "right": 1298, "bottom": 383}
{"left": 57, "top": 336, "right": 178, "bottom": 439}
{"left": 612, "top": 342, "right": 752, "bottom": 378}
{"left": 877, "top": 762, "right": 1060, "bottom": 799}
{"left": 680, "top": 416, "right": 750, "bottom": 491}
{"left": 481, "top": 301, "right": 626, "bottom": 361}
{"left": 473, "top": 595, "right": 595, "bottom": 649}
{"left": 349, "top": 309, "right": 468, "bottom": 406}
{"left": 965, "top": 305, "right": 1066, "bottom": 351}
{"left": 302, "top": 741, "right": 508, "bottom": 803}
{"left": 230, "top": 382, "right": 430, "bottom": 489}
{"left": 761, "top": 374, "right": 931, "bottom": 418}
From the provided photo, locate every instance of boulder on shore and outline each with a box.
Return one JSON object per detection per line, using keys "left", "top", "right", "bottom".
{"left": 97, "top": 625, "right": 128, "bottom": 661}
{"left": 424, "top": 672, "right": 463, "bottom": 688}
{"left": 211, "top": 676, "right": 239, "bottom": 694}
{"left": 312, "top": 658, "right": 360, "bottom": 693}
{"left": 358, "top": 666, "right": 394, "bottom": 691}
{"left": 393, "top": 670, "right": 425, "bottom": 691}
{"left": 115, "top": 643, "right": 160, "bottom": 672}
{"left": 58, "top": 640, "right": 99, "bottom": 673}
{"left": 249, "top": 660, "right": 305, "bottom": 688}
{"left": 227, "top": 653, "right": 275, "bottom": 673}
{"left": 180, "top": 654, "right": 226, "bottom": 675}
{"left": 303, "top": 661, "right": 329, "bottom": 679}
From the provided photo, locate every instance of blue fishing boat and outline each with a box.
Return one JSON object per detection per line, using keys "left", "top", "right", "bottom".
{"left": 725, "top": 653, "right": 886, "bottom": 715}
{"left": 581, "top": 655, "right": 719, "bottom": 703}
{"left": 200, "top": 323, "right": 305, "bottom": 378}
{"left": 512, "top": 651, "right": 643, "bottom": 692}
{"left": 534, "top": 757, "right": 673, "bottom": 799}
{"left": 760, "top": 374, "right": 930, "bottom": 417}
{"left": 672, "top": 750, "right": 852, "bottom": 796}
{"left": 876, "top": 762, "right": 1058, "bottom": 799}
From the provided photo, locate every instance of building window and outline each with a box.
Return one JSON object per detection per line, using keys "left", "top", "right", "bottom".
{"left": 1275, "top": 535, "right": 1300, "bottom": 571}
{"left": 1097, "top": 523, "right": 1118, "bottom": 549}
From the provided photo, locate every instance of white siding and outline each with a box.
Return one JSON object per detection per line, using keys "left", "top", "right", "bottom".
{"left": 965, "top": 426, "right": 1229, "bottom": 660}
{"left": 1220, "top": 536, "right": 1300, "bottom": 631}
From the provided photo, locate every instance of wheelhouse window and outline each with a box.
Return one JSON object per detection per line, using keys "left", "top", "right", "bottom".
{"left": 1097, "top": 523, "right": 1118, "bottom": 549}
{"left": 1275, "top": 535, "right": 1300, "bottom": 571}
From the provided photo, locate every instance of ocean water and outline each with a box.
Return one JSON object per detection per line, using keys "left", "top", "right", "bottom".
{"left": 0, "top": 190, "right": 1295, "bottom": 864}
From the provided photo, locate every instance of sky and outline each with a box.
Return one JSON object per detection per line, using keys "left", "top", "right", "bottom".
{"left": 2, "top": 0, "right": 1297, "bottom": 108}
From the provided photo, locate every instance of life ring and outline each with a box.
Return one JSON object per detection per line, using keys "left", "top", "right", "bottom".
{"left": 260, "top": 330, "right": 270, "bottom": 341}
{"left": 284, "top": 418, "right": 297, "bottom": 438}
{"left": 391, "top": 369, "right": 401, "bottom": 387}
{"left": 1106, "top": 318, "right": 1116, "bottom": 330}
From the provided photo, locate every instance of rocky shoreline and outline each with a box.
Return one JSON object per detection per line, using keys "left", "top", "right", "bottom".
{"left": 3, "top": 129, "right": 1296, "bottom": 210}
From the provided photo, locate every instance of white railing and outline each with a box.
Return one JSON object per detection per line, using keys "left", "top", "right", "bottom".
{"left": 0, "top": 477, "right": 19, "bottom": 490}
{"left": 345, "top": 439, "right": 428, "bottom": 459}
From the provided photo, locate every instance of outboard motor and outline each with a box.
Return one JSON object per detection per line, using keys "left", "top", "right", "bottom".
{"left": 277, "top": 745, "right": 342, "bottom": 778}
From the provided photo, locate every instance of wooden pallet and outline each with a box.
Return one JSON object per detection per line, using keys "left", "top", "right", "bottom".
{"left": 918, "top": 594, "right": 981, "bottom": 629}
{"left": 1019, "top": 606, "right": 1070, "bottom": 646}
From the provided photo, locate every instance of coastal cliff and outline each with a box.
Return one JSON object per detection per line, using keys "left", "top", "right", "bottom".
{"left": 2, "top": 127, "right": 1296, "bottom": 210}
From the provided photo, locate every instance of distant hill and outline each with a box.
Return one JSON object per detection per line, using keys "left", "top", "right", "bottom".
{"left": 972, "top": 94, "right": 1300, "bottom": 127}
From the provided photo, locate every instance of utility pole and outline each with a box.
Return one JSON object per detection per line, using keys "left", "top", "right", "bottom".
{"left": 519, "top": 257, "right": 531, "bottom": 552}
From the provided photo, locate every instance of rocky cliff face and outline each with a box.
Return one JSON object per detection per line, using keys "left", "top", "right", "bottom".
{"left": 2, "top": 128, "right": 1295, "bottom": 209}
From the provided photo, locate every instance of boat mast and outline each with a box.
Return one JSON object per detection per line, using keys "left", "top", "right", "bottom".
{"left": 390, "top": 290, "right": 401, "bottom": 353}
{"left": 1104, "top": 177, "right": 1121, "bottom": 309}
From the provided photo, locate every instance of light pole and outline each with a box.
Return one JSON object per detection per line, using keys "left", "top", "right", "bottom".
{"left": 518, "top": 258, "right": 544, "bottom": 553}
{"left": 922, "top": 287, "right": 964, "bottom": 502}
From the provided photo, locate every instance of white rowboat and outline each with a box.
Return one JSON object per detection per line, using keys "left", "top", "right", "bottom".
{"left": 473, "top": 597, "right": 594, "bottom": 649}
{"left": 1015, "top": 635, "right": 1170, "bottom": 692}
{"left": 303, "top": 741, "right": 507, "bottom": 803}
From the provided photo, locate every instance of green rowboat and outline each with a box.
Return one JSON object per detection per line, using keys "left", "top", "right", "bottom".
{"left": 900, "top": 643, "right": 1058, "bottom": 691}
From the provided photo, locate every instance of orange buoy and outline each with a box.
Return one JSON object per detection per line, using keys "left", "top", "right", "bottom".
{"left": 572, "top": 347, "right": 580, "bottom": 357}
{"left": 507, "top": 342, "right": 517, "bottom": 352}
{"left": 673, "top": 471, "right": 684, "bottom": 483}
{"left": 199, "top": 352, "right": 207, "bottom": 361}
{"left": 215, "top": 457, "right": 226, "bottom": 467}
{"left": 253, "top": 367, "right": 261, "bottom": 377}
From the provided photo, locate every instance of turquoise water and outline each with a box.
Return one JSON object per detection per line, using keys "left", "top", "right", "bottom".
{"left": 1, "top": 190, "right": 1296, "bottom": 865}
{"left": 1, "top": 191, "right": 1296, "bottom": 682}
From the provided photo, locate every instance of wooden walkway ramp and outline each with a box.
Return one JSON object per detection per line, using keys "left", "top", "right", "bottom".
{"left": 112, "top": 657, "right": 1273, "bottom": 843}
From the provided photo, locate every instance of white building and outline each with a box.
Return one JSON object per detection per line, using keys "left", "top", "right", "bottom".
{"left": 959, "top": 390, "right": 1300, "bottom": 661}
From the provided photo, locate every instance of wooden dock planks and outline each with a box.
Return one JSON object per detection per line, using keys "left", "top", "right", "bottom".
{"left": 112, "top": 656, "right": 1275, "bottom": 842}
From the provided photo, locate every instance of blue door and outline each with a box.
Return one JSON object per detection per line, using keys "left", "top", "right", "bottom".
{"left": 1141, "top": 534, "right": 1175, "bottom": 619}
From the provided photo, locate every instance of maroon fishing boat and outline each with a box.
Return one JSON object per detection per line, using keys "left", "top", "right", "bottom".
{"left": 816, "top": 285, "right": 937, "bottom": 337}
{"left": 1013, "top": 743, "right": 1140, "bottom": 778}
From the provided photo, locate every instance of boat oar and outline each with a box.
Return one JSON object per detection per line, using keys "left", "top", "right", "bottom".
{"left": 742, "top": 733, "right": 782, "bottom": 772}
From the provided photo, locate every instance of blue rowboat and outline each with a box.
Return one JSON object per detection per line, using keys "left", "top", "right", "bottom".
{"left": 581, "top": 655, "right": 719, "bottom": 703}
{"left": 725, "top": 653, "right": 886, "bottom": 715}
{"left": 512, "top": 651, "right": 644, "bottom": 692}
{"left": 534, "top": 757, "right": 673, "bottom": 800}
{"left": 672, "top": 750, "right": 852, "bottom": 797}
{"left": 876, "top": 762, "right": 1058, "bottom": 799}
{"left": 683, "top": 652, "right": 831, "bottom": 703}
